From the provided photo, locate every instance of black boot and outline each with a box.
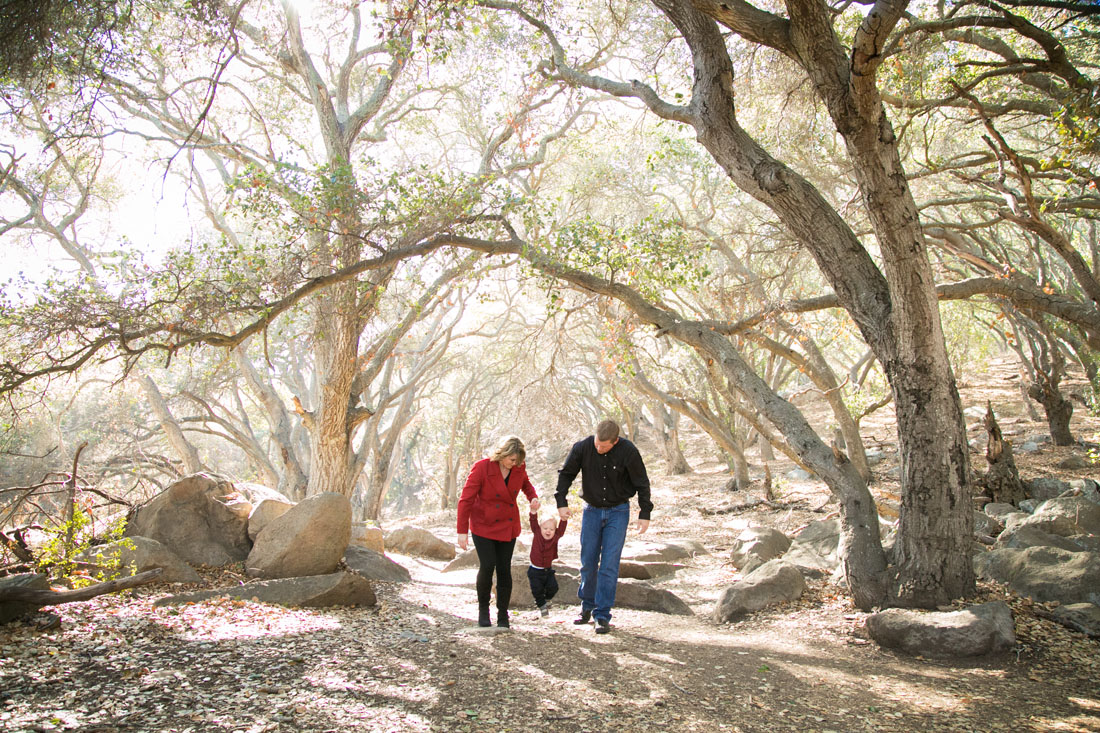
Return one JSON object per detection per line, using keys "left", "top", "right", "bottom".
{"left": 497, "top": 609, "right": 510, "bottom": 628}
{"left": 478, "top": 606, "right": 491, "bottom": 627}
{"left": 573, "top": 609, "right": 592, "bottom": 625}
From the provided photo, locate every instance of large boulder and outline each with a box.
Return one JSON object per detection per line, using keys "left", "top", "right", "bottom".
{"left": 350, "top": 523, "right": 385, "bottom": 553}
{"left": 789, "top": 519, "right": 840, "bottom": 565}
{"left": 865, "top": 602, "right": 1015, "bottom": 658}
{"left": 507, "top": 563, "right": 580, "bottom": 609}
{"left": 1026, "top": 477, "right": 1070, "bottom": 503}
{"left": 235, "top": 482, "right": 292, "bottom": 506}
{"left": 80, "top": 536, "right": 201, "bottom": 584}
{"left": 247, "top": 499, "right": 294, "bottom": 542}
{"left": 502, "top": 564, "right": 690, "bottom": 615}
{"left": 246, "top": 492, "right": 352, "bottom": 579}
{"left": 622, "top": 539, "right": 707, "bottom": 563}
{"left": 385, "top": 526, "right": 456, "bottom": 560}
{"left": 973, "top": 546, "right": 1100, "bottom": 606}
{"left": 443, "top": 540, "right": 529, "bottom": 572}
{"left": 1017, "top": 496, "right": 1100, "bottom": 537}
{"left": 618, "top": 561, "right": 683, "bottom": 580}
{"left": 993, "top": 524, "right": 1090, "bottom": 553}
{"left": 780, "top": 519, "right": 841, "bottom": 577}
{"left": 343, "top": 546, "right": 411, "bottom": 583}
{"left": 0, "top": 573, "right": 52, "bottom": 623}
{"left": 614, "top": 579, "right": 694, "bottom": 615}
{"left": 712, "top": 560, "right": 806, "bottom": 622}
{"left": 1051, "top": 603, "right": 1100, "bottom": 639}
{"left": 125, "top": 474, "right": 252, "bottom": 566}
{"left": 154, "top": 571, "right": 375, "bottom": 609}
{"left": 730, "top": 527, "right": 791, "bottom": 574}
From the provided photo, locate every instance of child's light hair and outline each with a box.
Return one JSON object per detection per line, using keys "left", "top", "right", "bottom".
{"left": 537, "top": 510, "right": 559, "bottom": 527}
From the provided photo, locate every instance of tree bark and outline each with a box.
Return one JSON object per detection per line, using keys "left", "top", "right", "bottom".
{"left": 138, "top": 375, "right": 204, "bottom": 475}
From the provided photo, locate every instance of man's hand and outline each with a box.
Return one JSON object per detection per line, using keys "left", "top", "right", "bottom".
{"left": 558, "top": 506, "right": 571, "bottom": 520}
{"left": 457, "top": 534, "right": 469, "bottom": 551}
{"left": 529, "top": 497, "right": 541, "bottom": 514}
{"left": 634, "top": 519, "right": 650, "bottom": 534}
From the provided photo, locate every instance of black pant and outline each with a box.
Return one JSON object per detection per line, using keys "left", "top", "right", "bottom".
{"left": 471, "top": 534, "right": 515, "bottom": 612}
{"left": 527, "top": 566, "right": 559, "bottom": 608}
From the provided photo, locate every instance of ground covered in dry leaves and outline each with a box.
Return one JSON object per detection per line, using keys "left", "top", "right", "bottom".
{"left": 3, "top": 359, "right": 1100, "bottom": 732}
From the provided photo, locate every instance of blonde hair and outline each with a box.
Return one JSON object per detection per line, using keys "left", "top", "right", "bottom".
{"left": 538, "top": 511, "right": 559, "bottom": 528}
{"left": 490, "top": 435, "right": 526, "bottom": 464}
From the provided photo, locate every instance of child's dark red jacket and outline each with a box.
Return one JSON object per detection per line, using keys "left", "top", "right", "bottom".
{"left": 456, "top": 458, "right": 538, "bottom": 542}
{"left": 529, "top": 513, "right": 567, "bottom": 568}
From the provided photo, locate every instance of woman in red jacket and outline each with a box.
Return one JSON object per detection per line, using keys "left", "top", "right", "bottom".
{"left": 457, "top": 435, "right": 541, "bottom": 628}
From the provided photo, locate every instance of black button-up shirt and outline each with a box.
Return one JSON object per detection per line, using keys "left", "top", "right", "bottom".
{"left": 554, "top": 436, "right": 653, "bottom": 520}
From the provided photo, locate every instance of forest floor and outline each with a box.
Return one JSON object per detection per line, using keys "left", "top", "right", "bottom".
{"left": 2, "top": 357, "right": 1100, "bottom": 732}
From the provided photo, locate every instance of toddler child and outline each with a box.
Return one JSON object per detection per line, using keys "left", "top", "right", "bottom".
{"left": 528, "top": 509, "right": 567, "bottom": 617}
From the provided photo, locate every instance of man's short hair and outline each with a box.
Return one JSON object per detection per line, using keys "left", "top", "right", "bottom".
{"left": 596, "top": 419, "right": 620, "bottom": 442}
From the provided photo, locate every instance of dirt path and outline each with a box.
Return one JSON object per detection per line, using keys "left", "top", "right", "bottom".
{"left": 2, "top": 355, "right": 1099, "bottom": 732}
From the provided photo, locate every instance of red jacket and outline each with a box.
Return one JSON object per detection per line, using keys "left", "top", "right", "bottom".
{"left": 456, "top": 458, "right": 538, "bottom": 542}
{"left": 529, "top": 513, "right": 567, "bottom": 568}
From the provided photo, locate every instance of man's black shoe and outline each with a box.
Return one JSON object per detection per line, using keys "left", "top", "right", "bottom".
{"left": 573, "top": 610, "right": 592, "bottom": 625}
{"left": 595, "top": 618, "right": 611, "bottom": 634}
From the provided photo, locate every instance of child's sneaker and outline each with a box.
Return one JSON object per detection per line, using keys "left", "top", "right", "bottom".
{"left": 538, "top": 604, "right": 550, "bottom": 618}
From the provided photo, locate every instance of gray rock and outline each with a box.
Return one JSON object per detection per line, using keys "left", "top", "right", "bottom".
{"left": 712, "top": 560, "right": 806, "bottom": 622}
{"left": 973, "top": 546, "right": 1100, "bottom": 606}
{"left": 246, "top": 492, "right": 352, "bottom": 579}
{"left": 865, "top": 602, "right": 1015, "bottom": 657}
{"left": 994, "top": 524, "right": 1088, "bottom": 553}
{"left": 247, "top": 498, "right": 293, "bottom": 542}
{"left": 80, "top": 536, "right": 201, "bottom": 584}
{"left": 789, "top": 519, "right": 840, "bottom": 566}
{"left": 984, "top": 503, "right": 1019, "bottom": 520}
{"left": 1020, "top": 496, "right": 1100, "bottom": 537}
{"left": 442, "top": 541, "right": 528, "bottom": 572}
{"left": 786, "top": 468, "right": 812, "bottom": 481}
{"left": 1058, "top": 454, "right": 1091, "bottom": 470}
{"left": 0, "top": 573, "right": 52, "bottom": 623}
{"left": 506, "top": 563, "right": 579, "bottom": 609}
{"left": 125, "top": 474, "right": 252, "bottom": 567}
{"left": 1017, "top": 441, "right": 1041, "bottom": 454}
{"left": 618, "top": 561, "right": 683, "bottom": 580}
{"left": 622, "top": 539, "right": 707, "bottom": 563}
{"left": 350, "top": 523, "right": 385, "bottom": 553}
{"left": 385, "top": 526, "right": 456, "bottom": 561}
{"left": 154, "top": 571, "right": 375, "bottom": 609}
{"left": 973, "top": 511, "right": 1004, "bottom": 538}
{"left": 1026, "top": 477, "right": 1070, "bottom": 503}
{"left": 1018, "top": 499, "right": 1040, "bottom": 513}
{"left": 235, "top": 482, "right": 292, "bottom": 506}
{"left": 1050, "top": 603, "right": 1100, "bottom": 638}
{"left": 343, "top": 546, "right": 411, "bottom": 583}
{"left": 615, "top": 579, "right": 694, "bottom": 615}
{"left": 730, "top": 527, "right": 791, "bottom": 573}
{"left": 1063, "top": 479, "right": 1100, "bottom": 505}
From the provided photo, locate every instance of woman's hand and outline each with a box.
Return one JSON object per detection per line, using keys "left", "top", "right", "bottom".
{"left": 529, "top": 497, "right": 541, "bottom": 514}
{"left": 458, "top": 534, "right": 468, "bottom": 551}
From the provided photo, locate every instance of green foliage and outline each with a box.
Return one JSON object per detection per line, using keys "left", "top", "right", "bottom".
{"left": 531, "top": 214, "right": 711, "bottom": 304}
{"left": 35, "top": 506, "right": 133, "bottom": 587}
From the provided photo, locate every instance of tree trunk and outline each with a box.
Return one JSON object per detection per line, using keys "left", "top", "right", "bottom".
{"left": 234, "top": 347, "right": 309, "bottom": 500}
{"left": 653, "top": 402, "right": 692, "bottom": 475}
{"left": 654, "top": 0, "right": 972, "bottom": 607}
{"left": 304, "top": 281, "right": 363, "bottom": 498}
{"left": 138, "top": 375, "right": 204, "bottom": 475}
{"left": 980, "top": 404, "right": 1027, "bottom": 506}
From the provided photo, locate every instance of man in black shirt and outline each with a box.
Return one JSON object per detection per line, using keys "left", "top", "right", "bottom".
{"left": 555, "top": 419, "right": 652, "bottom": 634}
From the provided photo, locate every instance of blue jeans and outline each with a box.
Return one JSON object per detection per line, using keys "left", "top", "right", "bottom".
{"left": 578, "top": 503, "right": 630, "bottom": 622}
